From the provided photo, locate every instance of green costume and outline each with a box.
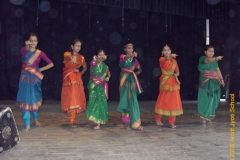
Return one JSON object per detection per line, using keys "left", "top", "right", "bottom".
{"left": 197, "top": 56, "right": 221, "bottom": 120}
{"left": 117, "top": 54, "right": 143, "bottom": 129}
{"left": 86, "top": 60, "right": 109, "bottom": 124}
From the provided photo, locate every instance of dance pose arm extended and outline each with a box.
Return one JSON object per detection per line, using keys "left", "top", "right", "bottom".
{"left": 204, "top": 56, "right": 223, "bottom": 63}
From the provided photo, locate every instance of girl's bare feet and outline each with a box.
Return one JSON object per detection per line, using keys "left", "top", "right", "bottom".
{"left": 206, "top": 120, "right": 212, "bottom": 125}
{"left": 137, "top": 126, "right": 143, "bottom": 131}
{"left": 170, "top": 124, "right": 176, "bottom": 129}
{"left": 93, "top": 125, "right": 100, "bottom": 130}
{"left": 200, "top": 119, "right": 207, "bottom": 124}
{"left": 35, "top": 120, "right": 41, "bottom": 126}
{"left": 156, "top": 120, "right": 163, "bottom": 126}
{"left": 70, "top": 124, "right": 77, "bottom": 127}
{"left": 124, "top": 123, "right": 129, "bottom": 129}
{"left": 23, "top": 126, "right": 30, "bottom": 131}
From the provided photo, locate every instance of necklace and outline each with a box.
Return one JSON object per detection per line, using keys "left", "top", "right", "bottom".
{"left": 128, "top": 57, "right": 133, "bottom": 62}
{"left": 97, "top": 63, "right": 102, "bottom": 72}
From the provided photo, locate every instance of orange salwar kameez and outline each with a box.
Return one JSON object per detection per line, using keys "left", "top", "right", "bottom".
{"left": 61, "top": 52, "right": 86, "bottom": 125}
{"left": 155, "top": 57, "right": 183, "bottom": 125}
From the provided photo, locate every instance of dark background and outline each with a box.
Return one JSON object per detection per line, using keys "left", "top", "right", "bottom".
{"left": 0, "top": 0, "right": 239, "bottom": 101}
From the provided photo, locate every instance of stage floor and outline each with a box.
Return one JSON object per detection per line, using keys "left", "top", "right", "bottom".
{"left": 0, "top": 100, "right": 239, "bottom": 160}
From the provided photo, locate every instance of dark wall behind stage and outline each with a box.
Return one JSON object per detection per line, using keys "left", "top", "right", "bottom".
{"left": 0, "top": 0, "right": 238, "bottom": 101}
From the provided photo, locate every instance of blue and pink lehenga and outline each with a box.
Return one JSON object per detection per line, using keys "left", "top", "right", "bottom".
{"left": 15, "top": 47, "right": 52, "bottom": 127}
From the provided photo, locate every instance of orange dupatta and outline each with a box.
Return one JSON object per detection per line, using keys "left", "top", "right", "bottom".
{"left": 159, "top": 57, "right": 180, "bottom": 91}
{"left": 61, "top": 52, "right": 86, "bottom": 112}
{"left": 62, "top": 52, "right": 86, "bottom": 81}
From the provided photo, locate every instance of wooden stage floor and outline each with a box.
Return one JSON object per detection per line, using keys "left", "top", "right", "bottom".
{"left": 0, "top": 100, "right": 239, "bottom": 160}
